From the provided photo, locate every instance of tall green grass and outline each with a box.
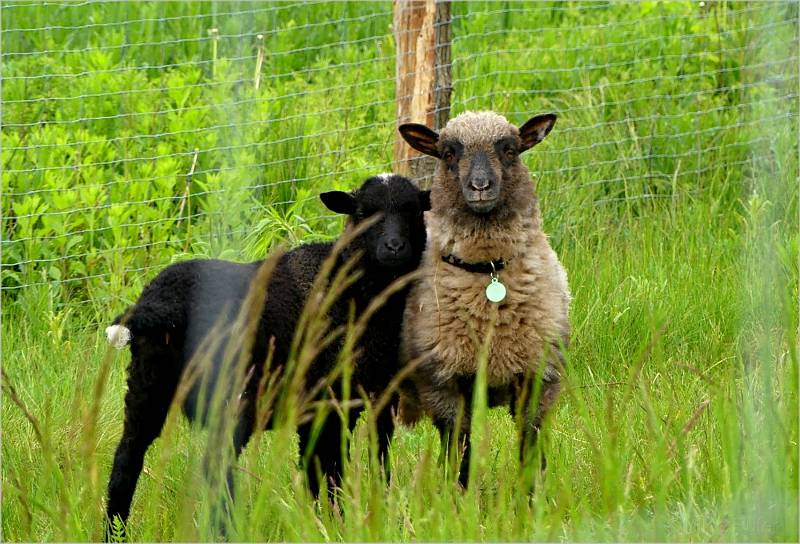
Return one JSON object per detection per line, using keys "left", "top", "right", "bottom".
{"left": 3, "top": 182, "right": 796, "bottom": 540}
{"left": 2, "top": 1, "right": 798, "bottom": 541}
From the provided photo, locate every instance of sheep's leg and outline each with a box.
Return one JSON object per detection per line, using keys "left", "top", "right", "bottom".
{"left": 512, "top": 365, "right": 562, "bottom": 490}
{"left": 374, "top": 403, "right": 395, "bottom": 484}
{"left": 205, "top": 399, "right": 255, "bottom": 538}
{"left": 106, "top": 433, "right": 159, "bottom": 541}
{"left": 105, "top": 353, "right": 175, "bottom": 541}
{"left": 416, "top": 376, "right": 472, "bottom": 488}
{"left": 435, "top": 419, "right": 471, "bottom": 489}
{"left": 298, "top": 414, "right": 347, "bottom": 500}
{"left": 228, "top": 403, "right": 255, "bottom": 494}
{"left": 412, "top": 376, "right": 472, "bottom": 488}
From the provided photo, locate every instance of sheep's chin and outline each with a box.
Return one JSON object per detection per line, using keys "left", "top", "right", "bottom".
{"left": 374, "top": 255, "right": 414, "bottom": 270}
{"left": 465, "top": 199, "right": 498, "bottom": 214}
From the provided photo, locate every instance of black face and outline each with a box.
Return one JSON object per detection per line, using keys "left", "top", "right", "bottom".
{"left": 320, "top": 175, "right": 431, "bottom": 270}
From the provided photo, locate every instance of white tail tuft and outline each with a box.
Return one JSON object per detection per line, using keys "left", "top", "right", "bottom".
{"left": 105, "top": 324, "right": 131, "bottom": 349}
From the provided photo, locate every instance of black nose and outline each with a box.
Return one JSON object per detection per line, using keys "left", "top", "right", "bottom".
{"left": 385, "top": 238, "right": 406, "bottom": 253}
{"left": 470, "top": 177, "right": 491, "bottom": 191}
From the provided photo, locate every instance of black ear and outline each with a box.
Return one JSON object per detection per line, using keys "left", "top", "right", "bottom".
{"left": 519, "top": 113, "right": 557, "bottom": 152}
{"left": 320, "top": 191, "right": 356, "bottom": 215}
{"left": 399, "top": 123, "right": 441, "bottom": 158}
{"left": 419, "top": 189, "right": 432, "bottom": 211}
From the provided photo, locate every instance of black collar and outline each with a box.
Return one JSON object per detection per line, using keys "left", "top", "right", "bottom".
{"left": 441, "top": 254, "right": 509, "bottom": 274}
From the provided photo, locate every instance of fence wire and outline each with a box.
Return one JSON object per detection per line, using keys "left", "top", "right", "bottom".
{"left": 2, "top": 1, "right": 798, "bottom": 305}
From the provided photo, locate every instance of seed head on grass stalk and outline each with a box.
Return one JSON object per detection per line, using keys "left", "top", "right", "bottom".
{"left": 464, "top": 307, "right": 496, "bottom": 494}
{"left": 82, "top": 330, "right": 122, "bottom": 540}
{"left": 2, "top": 368, "right": 72, "bottom": 538}
{"left": 321, "top": 266, "right": 425, "bottom": 520}
{"left": 198, "top": 249, "right": 287, "bottom": 538}
{"left": 274, "top": 217, "right": 378, "bottom": 453}
{"left": 214, "top": 216, "right": 387, "bottom": 535}
{"left": 113, "top": 248, "right": 286, "bottom": 540}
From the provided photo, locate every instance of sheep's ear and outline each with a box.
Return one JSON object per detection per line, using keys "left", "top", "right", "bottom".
{"left": 399, "top": 123, "right": 441, "bottom": 158}
{"left": 419, "top": 189, "right": 432, "bottom": 211}
{"left": 320, "top": 191, "right": 357, "bottom": 215}
{"left": 519, "top": 113, "right": 557, "bottom": 152}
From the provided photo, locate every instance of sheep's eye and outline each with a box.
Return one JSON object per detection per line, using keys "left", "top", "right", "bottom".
{"left": 442, "top": 150, "right": 454, "bottom": 161}
{"left": 504, "top": 145, "right": 516, "bottom": 158}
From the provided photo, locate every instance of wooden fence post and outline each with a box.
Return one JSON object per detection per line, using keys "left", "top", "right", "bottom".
{"left": 393, "top": 0, "right": 452, "bottom": 187}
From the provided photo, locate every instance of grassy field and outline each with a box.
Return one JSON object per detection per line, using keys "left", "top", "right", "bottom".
{"left": 2, "top": 1, "right": 798, "bottom": 541}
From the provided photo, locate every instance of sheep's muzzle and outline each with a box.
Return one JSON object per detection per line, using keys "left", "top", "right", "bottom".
{"left": 462, "top": 152, "right": 500, "bottom": 214}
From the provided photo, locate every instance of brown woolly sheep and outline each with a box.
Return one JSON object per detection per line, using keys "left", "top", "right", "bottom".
{"left": 397, "top": 110, "right": 571, "bottom": 488}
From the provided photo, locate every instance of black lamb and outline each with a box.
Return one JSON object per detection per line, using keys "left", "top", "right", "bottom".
{"left": 104, "top": 174, "right": 430, "bottom": 537}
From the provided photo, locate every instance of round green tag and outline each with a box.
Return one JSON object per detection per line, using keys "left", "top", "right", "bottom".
{"left": 486, "top": 277, "right": 507, "bottom": 303}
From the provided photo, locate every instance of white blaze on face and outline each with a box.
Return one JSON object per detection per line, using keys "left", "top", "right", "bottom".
{"left": 376, "top": 173, "right": 393, "bottom": 184}
{"left": 105, "top": 324, "right": 132, "bottom": 349}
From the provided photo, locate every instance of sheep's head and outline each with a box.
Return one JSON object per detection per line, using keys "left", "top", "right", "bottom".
{"left": 320, "top": 174, "right": 430, "bottom": 270}
{"left": 399, "top": 111, "right": 556, "bottom": 215}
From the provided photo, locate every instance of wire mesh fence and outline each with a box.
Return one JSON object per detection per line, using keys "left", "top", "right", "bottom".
{"left": 2, "top": 1, "right": 798, "bottom": 307}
